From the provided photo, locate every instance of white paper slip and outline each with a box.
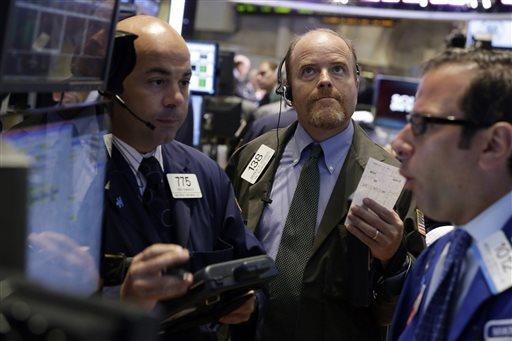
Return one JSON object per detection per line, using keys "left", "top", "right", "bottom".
{"left": 167, "top": 173, "right": 203, "bottom": 199}
{"left": 241, "top": 144, "right": 275, "bottom": 185}
{"left": 345, "top": 157, "right": 405, "bottom": 225}
{"left": 474, "top": 230, "right": 512, "bottom": 295}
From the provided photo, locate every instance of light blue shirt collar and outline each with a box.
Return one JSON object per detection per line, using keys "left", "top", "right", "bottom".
{"left": 291, "top": 120, "right": 354, "bottom": 174}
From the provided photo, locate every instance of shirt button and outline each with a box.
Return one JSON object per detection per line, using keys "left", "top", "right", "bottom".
{"left": 329, "top": 166, "right": 334, "bottom": 172}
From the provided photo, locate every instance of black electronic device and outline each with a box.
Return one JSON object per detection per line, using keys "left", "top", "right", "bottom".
{"left": 186, "top": 40, "right": 218, "bottom": 96}
{"left": 372, "top": 75, "right": 419, "bottom": 129}
{"left": 216, "top": 50, "right": 235, "bottom": 96}
{"left": 0, "top": 141, "right": 29, "bottom": 278}
{"left": 0, "top": 0, "right": 120, "bottom": 93}
{"left": 202, "top": 97, "right": 242, "bottom": 142}
{"left": 160, "top": 255, "right": 277, "bottom": 333}
{"left": 0, "top": 277, "right": 159, "bottom": 341}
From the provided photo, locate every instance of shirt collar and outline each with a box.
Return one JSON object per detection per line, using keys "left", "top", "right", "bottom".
{"left": 104, "top": 133, "right": 164, "bottom": 172}
{"left": 457, "top": 190, "right": 512, "bottom": 241}
{"left": 292, "top": 120, "right": 354, "bottom": 174}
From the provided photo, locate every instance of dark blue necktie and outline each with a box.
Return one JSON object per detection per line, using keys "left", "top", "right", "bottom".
{"left": 138, "top": 156, "right": 174, "bottom": 242}
{"left": 415, "top": 228, "right": 473, "bottom": 341}
{"left": 260, "top": 144, "right": 323, "bottom": 340}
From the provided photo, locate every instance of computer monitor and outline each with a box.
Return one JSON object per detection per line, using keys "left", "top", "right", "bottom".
{"left": 372, "top": 75, "right": 419, "bottom": 129}
{"left": 187, "top": 41, "right": 218, "bottom": 96}
{"left": 466, "top": 20, "right": 512, "bottom": 50}
{"left": 0, "top": 0, "right": 120, "bottom": 93}
{"left": 1, "top": 104, "right": 107, "bottom": 296}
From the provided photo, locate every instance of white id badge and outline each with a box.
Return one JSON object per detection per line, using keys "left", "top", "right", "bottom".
{"left": 474, "top": 230, "right": 512, "bottom": 295}
{"left": 241, "top": 144, "right": 275, "bottom": 184}
{"left": 167, "top": 173, "right": 203, "bottom": 199}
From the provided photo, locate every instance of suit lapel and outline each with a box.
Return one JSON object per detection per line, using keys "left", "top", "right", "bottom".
{"left": 162, "top": 143, "right": 191, "bottom": 248}
{"left": 246, "top": 123, "right": 297, "bottom": 233}
{"left": 313, "top": 124, "right": 385, "bottom": 253}
{"left": 106, "top": 146, "right": 161, "bottom": 246}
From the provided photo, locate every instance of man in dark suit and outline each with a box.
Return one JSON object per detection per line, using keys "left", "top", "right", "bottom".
{"left": 228, "top": 29, "right": 423, "bottom": 340}
{"left": 389, "top": 48, "right": 512, "bottom": 341}
{"left": 101, "top": 15, "right": 264, "bottom": 338}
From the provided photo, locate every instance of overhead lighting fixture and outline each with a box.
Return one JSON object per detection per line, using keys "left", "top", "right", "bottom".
{"left": 429, "top": 0, "right": 467, "bottom": 5}
{"left": 470, "top": 0, "right": 479, "bottom": 8}
{"left": 482, "top": 0, "right": 492, "bottom": 8}
{"left": 501, "top": 0, "right": 512, "bottom": 4}
{"left": 169, "top": 0, "right": 186, "bottom": 35}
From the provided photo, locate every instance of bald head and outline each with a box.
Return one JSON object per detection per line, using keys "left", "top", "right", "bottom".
{"left": 110, "top": 15, "right": 192, "bottom": 153}
{"left": 117, "top": 15, "right": 189, "bottom": 59}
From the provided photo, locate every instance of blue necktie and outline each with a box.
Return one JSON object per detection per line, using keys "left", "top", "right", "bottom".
{"left": 415, "top": 228, "right": 473, "bottom": 341}
{"left": 139, "top": 156, "right": 174, "bottom": 242}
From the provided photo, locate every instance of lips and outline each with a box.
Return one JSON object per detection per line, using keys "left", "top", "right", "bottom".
{"left": 156, "top": 117, "right": 180, "bottom": 125}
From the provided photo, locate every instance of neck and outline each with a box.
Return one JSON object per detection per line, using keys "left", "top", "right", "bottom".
{"left": 112, "top": 128, "right": 156, "bottom": 154}
{"left": 452, "top": 179, "right": 512, "bottom": 225}
{"left": 301, "top": 121, "right": 350, "bottom": 142}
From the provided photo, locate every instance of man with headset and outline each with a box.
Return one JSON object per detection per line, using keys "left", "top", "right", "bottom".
{"left": 100, "top": 15, "right": 264, "bottom": 339}
{"left": 228, "top": 29, "right": 423, "bottom": 340}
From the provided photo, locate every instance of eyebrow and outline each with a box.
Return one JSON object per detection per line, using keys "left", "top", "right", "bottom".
{"left": 145, "top": 67, "right": 171, "bottom": 76}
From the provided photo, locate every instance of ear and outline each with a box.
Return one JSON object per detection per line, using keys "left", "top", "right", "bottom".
{"left": 478, "top": 122, "right": 512, "bottom": 172}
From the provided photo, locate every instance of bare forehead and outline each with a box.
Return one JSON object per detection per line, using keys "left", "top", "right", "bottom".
{"left": 418, "top": 64, "right": 477, "bottom": 98}
{"left": 291, "top": 32, "right": 351, "bottom": 65}
{"left": 415, "top": 63, "right": 477, "bottom": 113}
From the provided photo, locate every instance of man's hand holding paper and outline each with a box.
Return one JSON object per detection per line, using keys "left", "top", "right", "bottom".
{"left": 345, "top": 158, "right": 406, "bottom": 265}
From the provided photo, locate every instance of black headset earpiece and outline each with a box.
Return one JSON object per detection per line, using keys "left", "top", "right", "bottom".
{"left": 275, "top": 55, "right": 293, "bottom": 104}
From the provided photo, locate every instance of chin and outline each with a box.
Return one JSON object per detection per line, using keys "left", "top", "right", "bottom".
{"left": 155, "top": 131, "right": 176, "bottom": 146}
{"left": 310, "top": 110, "right": 345, "bottom": 129}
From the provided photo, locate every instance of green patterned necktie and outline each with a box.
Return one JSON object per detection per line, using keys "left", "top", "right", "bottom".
{"left": 261, "top": 144, "right": 323, "bottom": 341}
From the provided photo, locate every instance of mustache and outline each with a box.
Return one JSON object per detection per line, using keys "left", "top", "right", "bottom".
{"left": 310, "top": 90, "right": 343, "bottom": 102}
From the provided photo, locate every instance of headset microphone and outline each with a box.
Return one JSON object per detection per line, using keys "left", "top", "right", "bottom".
{"left": 99, "top": 90, "right": 156, "bottom": 130}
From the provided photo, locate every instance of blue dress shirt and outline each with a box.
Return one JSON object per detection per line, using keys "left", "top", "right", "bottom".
{"left": 257, "top": 121, "right": 354, "bottom": 259}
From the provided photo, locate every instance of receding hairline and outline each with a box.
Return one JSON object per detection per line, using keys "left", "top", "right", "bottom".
{"left": 284, "top": 28, "right": 358, "bottom": 83}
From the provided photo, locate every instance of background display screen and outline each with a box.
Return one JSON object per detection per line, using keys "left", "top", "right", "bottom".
{"left": 187, "top": 41, "right": 218, "bottom": 95}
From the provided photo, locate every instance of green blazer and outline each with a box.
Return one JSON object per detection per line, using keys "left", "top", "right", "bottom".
{"left": 227, "top": 121, "right": 424, "bottom": 340}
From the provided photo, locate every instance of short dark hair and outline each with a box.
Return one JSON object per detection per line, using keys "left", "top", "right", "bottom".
{"left": 284, "top": 28, "right": 358, "bottom": 86}
{"left": 423, "top": 48, "right": 512, "bottom": 172}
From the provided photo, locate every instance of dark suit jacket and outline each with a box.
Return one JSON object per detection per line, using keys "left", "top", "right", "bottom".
{"left": 389, "top": 217, "right": 512, "bottom": 341}
{"left": 228, "top": 122, "right": 424, "bottom": 340}
{"left": 102, "top": 140, "right": 265, "bottom": 339}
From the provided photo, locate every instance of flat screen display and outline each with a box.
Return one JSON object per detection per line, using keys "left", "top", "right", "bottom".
{"left": 373, "top": 75, "right": 419, "bottom": 129}
{"left": 0, "top": 0, "right": 119, "bottom": 92}
{"left": 466, "top": 20, "right": 512, "bottom": 49}
{"left": 186, "top": 41, "right": 218, "bottom": 95}
{"left": 3, "top": 109, "right": 107, "bottom": 295}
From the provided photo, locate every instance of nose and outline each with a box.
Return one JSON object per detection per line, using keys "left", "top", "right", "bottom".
{"left": 163, "top": 83, "right": 185, "bottom": 108}
{"left": 391, "top": 125, "right": 414, "bottom": 162}
{"left": 317, "top": 68, "right": 332, "bottom": 89}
